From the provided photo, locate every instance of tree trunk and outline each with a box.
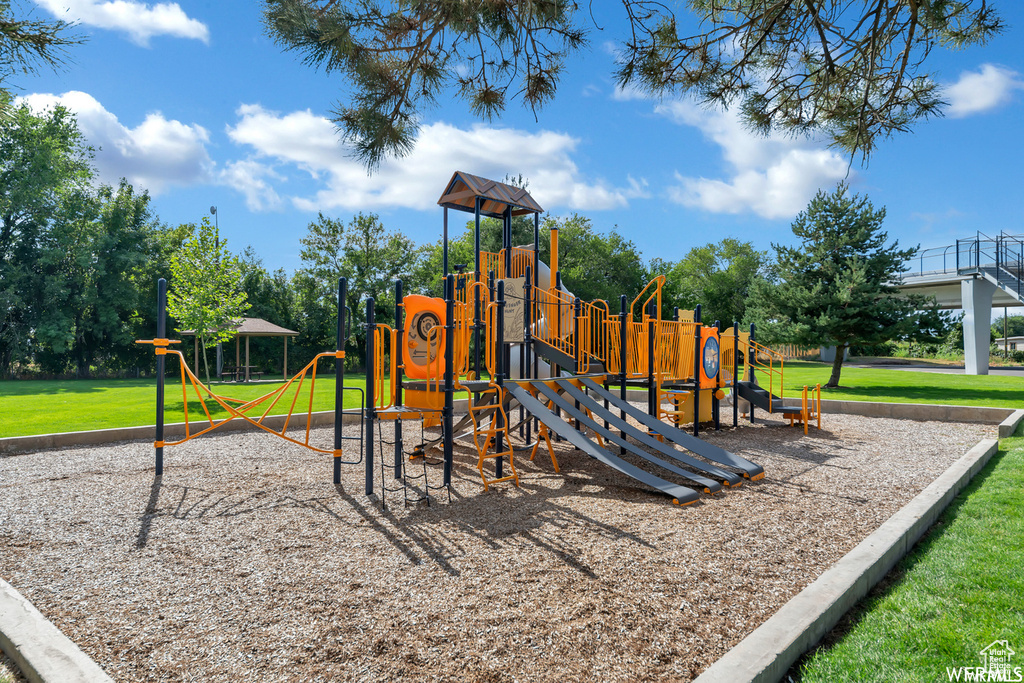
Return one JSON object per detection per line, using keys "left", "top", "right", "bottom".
{"left": 201, "top": 335, "right": 211, "bottom": 386}
{"left": 826, "top": 343, "right": 848, "bottom": 388}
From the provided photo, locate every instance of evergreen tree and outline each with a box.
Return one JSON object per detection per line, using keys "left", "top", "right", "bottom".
{"left": 752, "top": 183, "right": 942, "bottom": 387}
{"left": 264, "top": 1, "right": 1002, "bottom": 166}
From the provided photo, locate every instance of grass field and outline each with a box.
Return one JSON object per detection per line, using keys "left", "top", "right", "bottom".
{"left": 762, "top": 361, "right": 1024, "bottom": 409}
{"left": 2, "top": 359, "right": 1022, "bottom": 438}
{"left": 0, "top": 376, "right": 374, "bottom": 438}
{"left": 795, "top": 428, "right": 1024, "bottom": 681}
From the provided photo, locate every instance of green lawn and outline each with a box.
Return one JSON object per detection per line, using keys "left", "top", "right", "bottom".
{"left": 795, "top": 428, "right": 1024, "bottom": 681}
{"left": 3, "top": 359, "right": 1022, "bottom": 438}
{"left": 763, "top": 361, "right": 1024, "bottom": 409}
{"left": 0, "top": 375, "right": 375, "bottom": 438}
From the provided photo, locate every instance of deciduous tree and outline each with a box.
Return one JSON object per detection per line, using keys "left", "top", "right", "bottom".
{"left": 167, "top": 218, "right": 250, "bottom": 384}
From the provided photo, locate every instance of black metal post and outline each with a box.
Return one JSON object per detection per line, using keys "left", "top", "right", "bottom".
{"left": 443, "top": 207, "right": 449, "bottom": 276}
{"left": 619, "top": 294, "right": 628, "bottom": 455}
{"left": 574, "top": 297, "right": 582, "bottom": 431}
{"left": 474, "top": 197, "right": 482, "bottom": 381}
{"left": 555, "top": 270, "right": 565, "bottom": 417}
{"left": 364, "top": 298, "right": 376, "bottom": 496}
{"left": 749, "top": 322, "right": 756, "bottom": 424}
{"left": 693, "top": 304, "right": 702, "bottom": 437}
{"left": 524, "top": 265, "right": 533, "bottom": 441}
{"left": 504, "top": 207, "right": 512, "bottom": 277}
{"left": 443, "top": 276, "right": 455, "bottom": 486}
{"left": 713, "top": 320, "right": 721, "bottom": 431}
{"left": 647, "top": 299, "right": 656, "bottom": 419}
{"left": 155, "top": 278, "right": 166, "bottom": 475}
{"left": 733, "top": 320, "right": 739, "bottom": 428}
{"left": 495, "top": 280, "right": 505, "bottom": 479}
{"left": 394, "top": 280, "right": 404, "bottom": 479}
{"left": 334, "top": 277, "right": 347, "bottom": 484}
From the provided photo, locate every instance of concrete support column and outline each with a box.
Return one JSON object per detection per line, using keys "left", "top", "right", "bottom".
{"left": 962, "top": 276, "right": 996, "bottom": 375}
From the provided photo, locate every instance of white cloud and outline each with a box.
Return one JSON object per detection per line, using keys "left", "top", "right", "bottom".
{"left": 944, "top": 64, "right": 1024, "bottom": 118}
{"left": 19, "top": 90, "right": 213, "bottom": 194}
{"left": 34, "top": 0, "right": 209, "bottom": 46}
{"left": 225, "top": 104, "right": 646, "bottom": 213}
{"left": 220, "top": 160, "right": 283, "bottom": 212}
{"left": 651, "top": 99, "right": 850, "bottom": 219}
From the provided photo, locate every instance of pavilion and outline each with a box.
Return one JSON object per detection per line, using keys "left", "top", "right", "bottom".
{"left": 181, "top": 317, "right": 299, "bottom": 381}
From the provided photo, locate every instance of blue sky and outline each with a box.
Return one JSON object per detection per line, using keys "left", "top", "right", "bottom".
{"left": 15, "top": 1, "right": 1024, "bottom": 277}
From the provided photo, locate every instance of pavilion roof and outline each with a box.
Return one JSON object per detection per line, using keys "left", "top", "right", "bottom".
{"left": 437, "top": 171, "right": 543, "bottom": 218}
{"left": 180, "top": 317, "right": 298, "bottom": 337}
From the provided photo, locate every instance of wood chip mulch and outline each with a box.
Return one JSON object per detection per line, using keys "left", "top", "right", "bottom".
{"left": 0, "top": 410, "right": 994, "bottom": 682}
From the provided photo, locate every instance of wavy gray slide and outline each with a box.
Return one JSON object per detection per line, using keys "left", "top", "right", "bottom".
{"left": 504, "top": 383, "right": 700, "bottom": 505}
{"left": 574, "top": 377, "right": 765, "bottom": 479}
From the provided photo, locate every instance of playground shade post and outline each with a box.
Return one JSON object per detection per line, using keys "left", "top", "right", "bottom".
{"left": 443, "top": 275, "right": 455, "bottom": 486}
{"left": 364, "top": 297, "right": 375, "bottom": 496}
{"left": 693, "top": 304, "right": 702, "bottom": 437}
{"left": 394, "top": 280, "right": 404, "bottom": 480}
{"left": 619, "top": 294, "right": 628, "bottom": 455}
{"left": 334, "top": 277, "right": 347, "bottom": 484}
{"left": 155, "top": 278, "right": 167, "bottom": 475}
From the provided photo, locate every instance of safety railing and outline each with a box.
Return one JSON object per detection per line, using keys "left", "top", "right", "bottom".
{"left": 531, "top": 285, "right": 580, "bottom": 366}
{"left": 478, "top": 247, "right": 537, "bottom": 281}
{"left": 373, "top": 324, "right": 397, "bottom": 411}
{"left": 581, "top": 299, "right": 612, "bottom": 369}
{"left": 630, "top": 275, "right": 664, "bottom": 320}
{"left": 654, "top": 319, "right": 699, "bottom": 383}
{"left": 746, "top": 338, "right": 784, "bottom": 406}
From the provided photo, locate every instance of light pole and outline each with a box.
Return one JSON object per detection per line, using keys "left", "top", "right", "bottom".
{"left": 211, "top": 205, "right": 223, "bottom": 379}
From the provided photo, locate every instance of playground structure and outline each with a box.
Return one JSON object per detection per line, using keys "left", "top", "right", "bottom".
{"left": 138, "top": 171, "right": 822, "bottom": 506}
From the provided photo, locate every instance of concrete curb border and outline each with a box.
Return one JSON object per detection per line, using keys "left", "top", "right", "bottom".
{"left": 692, "top": 437, "right": 1000, "bottom": 683}
{"left": 998, "top": 409, "right": 1024, "bottom": 439}
{"left": 0, "top": 578, "right": 114, "bottom": 683}
{"left": 0, "top": 399, "right": 471, "bottom": 456}
{"left": 781, "top": 398, "right": 1014, "bottom": 425}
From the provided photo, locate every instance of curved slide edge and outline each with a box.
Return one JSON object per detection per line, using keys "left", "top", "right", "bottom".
{"left": 504, "top": 384, "right": 700, "bottom": 506}
{"left": 530, "top": 381, "right": 726, "bottom": 493}
{"left": 576, "top": 377, "right": 765, "bottom": 479}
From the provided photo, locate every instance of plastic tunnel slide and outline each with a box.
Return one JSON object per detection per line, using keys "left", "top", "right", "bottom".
{"left": 504, "top": 383, "right": 700, "bottom": 505}
{"left": 533, "top": 381, "right": 739, "bottom": 489}
{"left": 575, "top": 378, "right": 765, "bottom": 480}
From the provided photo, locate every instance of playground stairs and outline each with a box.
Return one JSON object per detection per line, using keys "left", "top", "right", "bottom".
{"left": 957, "top": 230, "right": 1024, "bottom": 303}
{"left": 468, "top": 386, "right": 519, "bottom": 490}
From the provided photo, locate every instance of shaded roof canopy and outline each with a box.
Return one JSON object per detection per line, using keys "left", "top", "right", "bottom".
{"left": 181, "top": 317, "right": 298, "bottom": 337}
{"left": 437, "top": 171, "right": 543, "bottom": 218}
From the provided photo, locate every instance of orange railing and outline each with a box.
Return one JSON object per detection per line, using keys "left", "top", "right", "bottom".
{"left": 747, "top": 338, "right": 785, "bottom": 409}
{"left": 478, "top": 247, "right": 537, "bottom": 281}
{"left": 373, "top": 324, "right": 397, "bottom": 411}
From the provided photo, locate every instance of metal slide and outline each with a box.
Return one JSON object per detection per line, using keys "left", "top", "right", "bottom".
{"left": 575, "top": 377, "right": 765, "bottom": 480}
{"left": 504, "top": 384, "right": 700, "bottom": 505}
{"left": 529, "top": 381, "right": 733, "bottom": 491}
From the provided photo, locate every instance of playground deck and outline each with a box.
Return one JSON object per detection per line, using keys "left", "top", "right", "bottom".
{"left": 0, "top": 412, "right": 994, "bottom": 682}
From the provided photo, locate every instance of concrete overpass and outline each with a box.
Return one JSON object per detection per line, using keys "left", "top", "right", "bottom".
{"left": 899, "top": 232, "right": 1024, "bottom": 375}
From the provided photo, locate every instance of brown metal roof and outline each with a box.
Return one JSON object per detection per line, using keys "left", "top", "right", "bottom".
{"left": 437, "top": 171, "right": 543, "bottom": 218}
{"left": 180, "top": 317, "right": 298, "bottom": 337}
